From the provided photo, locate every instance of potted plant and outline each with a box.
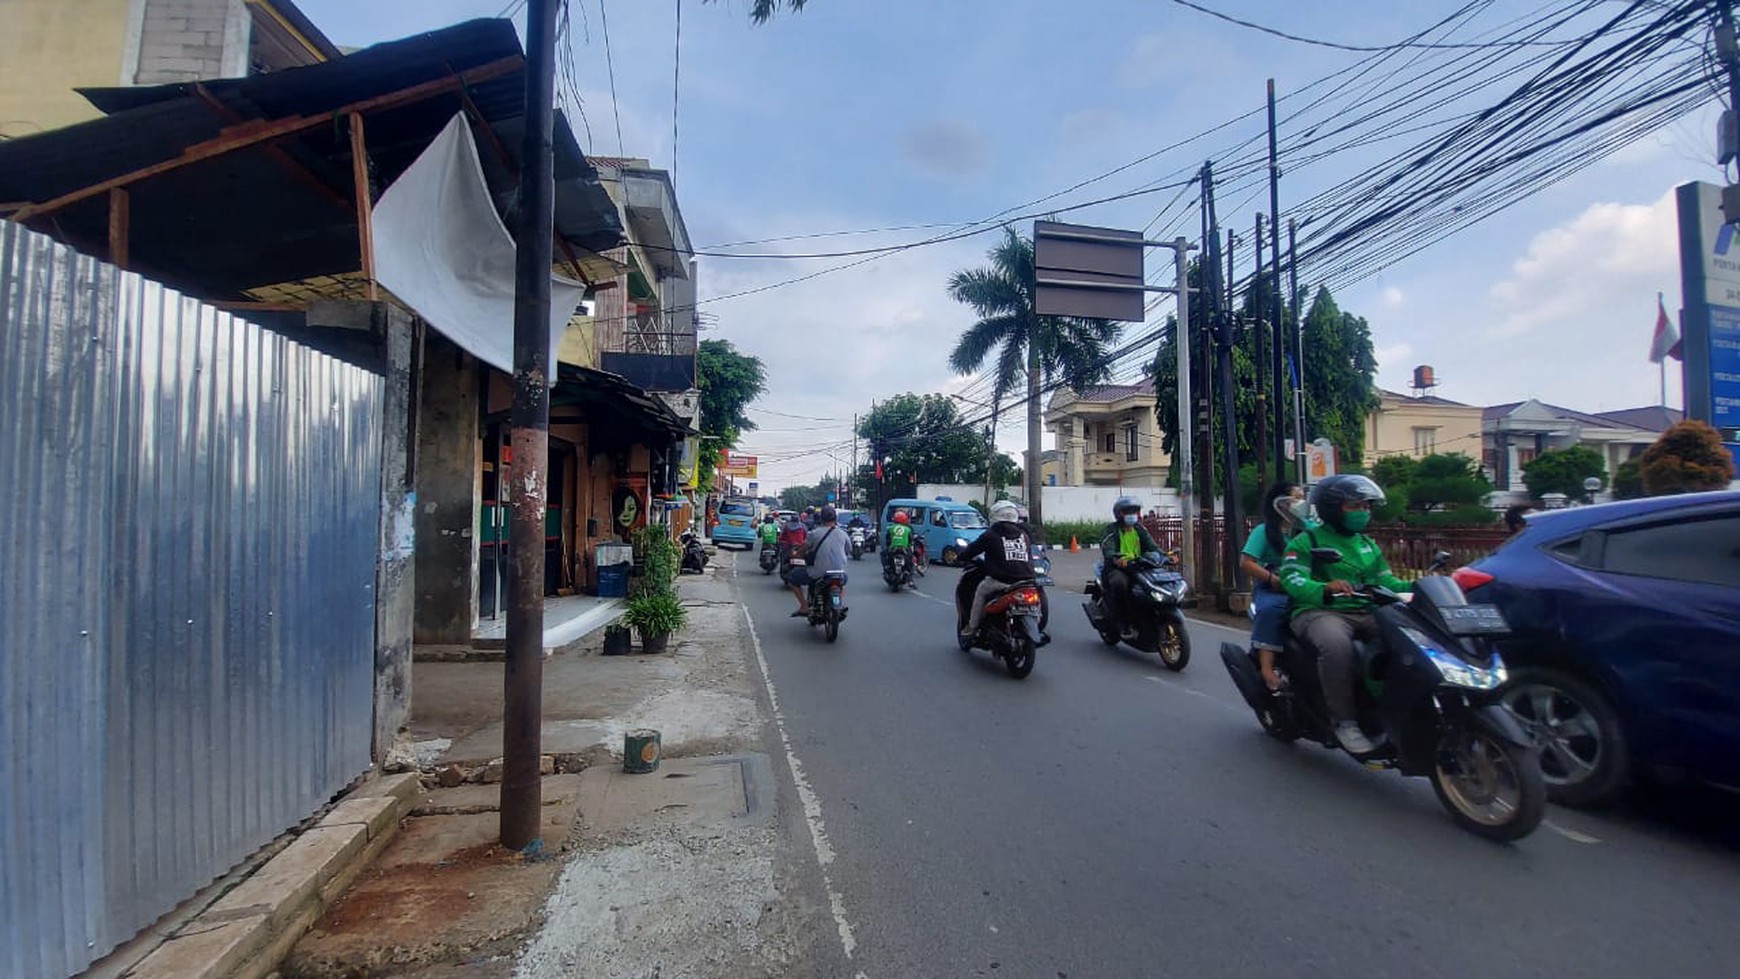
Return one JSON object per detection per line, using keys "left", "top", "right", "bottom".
{"left": 630, "top": 527, "right": 681, "bottom": 599}
{"left": 623, "top": 591, "right": 687, "bottom": 654}
{"left": 601, "top": 622, "right": 632, "bottom": 656}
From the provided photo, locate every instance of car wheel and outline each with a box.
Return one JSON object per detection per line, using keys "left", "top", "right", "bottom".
{"left": 1499, "top": 667, "right": 1630, "bottom": 808}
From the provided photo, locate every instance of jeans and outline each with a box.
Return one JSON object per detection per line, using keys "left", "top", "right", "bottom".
{"left": 1250, "top": 584, "right": 1290, "bottom": 652}
{"left": 1292, "top": 609, "right": 1379, "bottom": 722}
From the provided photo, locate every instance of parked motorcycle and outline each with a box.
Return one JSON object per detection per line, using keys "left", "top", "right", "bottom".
{"left": 954, "top": 562, "right": 1044, "bottom": 679}
{"left": 789, "top": 556, "right": 847, "bottom": 643}
{"left": 849, "top": 525, "right": 866, "bottom": 560}
{"left": 1082, "top": 552, "right": 1191, "bottom": 670}
{"left": 679, "top": 532, "right": 708, "bottom": 575}
{"left": 883, "top": 547, "right": 917, "bottom": 592}
{"left": 1218, "top": 551, "right": 1545, "bottom": 842}
{"left": 758, "top": 541, "right": 779, "bottom": 575}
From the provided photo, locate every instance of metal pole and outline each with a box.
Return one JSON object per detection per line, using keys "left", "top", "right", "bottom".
{"left": 501, "top": 0, "right": 558, "bottom": 852}
{"left": 1173, "top": 237, "right": 1195, "bottom": 585}
{"left": 1254, "top": 212, "right": 1269, "bottom": 495}
{"left": 1267, "top": 78, "right": 1288, "bottom": 478}
{"left": 1197, "top": 163, "right": 1219, "bottom": 599}
{"left": 983, "top": 396, "right": 998, "bottom": 508}
{"left": 1288, "top": 218, "right": 1306, "bottom": 482}
{"left": 851, "top": 413, "right": 858, "bottom": 508}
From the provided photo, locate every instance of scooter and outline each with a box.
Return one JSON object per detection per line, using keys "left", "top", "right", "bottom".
{"left": 954, "top": 561, "right": 1044, "bottom": 679}
{"left": 848, "top": 525, "right": 866, "bottom": 560}
{"left": 883, "top": 547, "right": 917, "bottom": 592}
{"left": 1083, "top": 551, "right": 1191, "bottom": 671}
{"left": 788, "top": 556, "right": 847, "bottom": 643}
{"left": 758, "top": 540, "right": 779, "bottom": 575}
{"left": 1218, "top": 551, "right": 1545, "bottom": 842}
{"left": 679, "top": 532, "right": 708, "bottom": 575}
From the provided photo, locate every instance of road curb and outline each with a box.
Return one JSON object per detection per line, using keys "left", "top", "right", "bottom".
{"left": 123, "top": 772, "right": 420, "bottom": 979}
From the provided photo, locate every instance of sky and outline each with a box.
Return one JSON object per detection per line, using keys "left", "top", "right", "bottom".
{"left": 299, "top": 0, "right": 1726, "bottom": 492}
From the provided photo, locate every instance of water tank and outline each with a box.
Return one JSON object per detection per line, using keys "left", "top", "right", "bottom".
{"left": 1412, "top": 365, "right": 1437, "bottom": 390}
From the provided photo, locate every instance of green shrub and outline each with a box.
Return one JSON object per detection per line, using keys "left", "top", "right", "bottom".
{"left": 624, "top": 591, "right": 687, "bottom": 635}
{"left": 630, "top": 527, "right": 681, "bottom": 597}
{"left": 1041, "top": 519, "right": 1109, "bottom": 548}
{"left": 1403, "top": 505, "right": 1497, "bottom": 527}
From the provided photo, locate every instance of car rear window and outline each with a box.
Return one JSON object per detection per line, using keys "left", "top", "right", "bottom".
{"left": 720, "top": 501, "right": 754, "bottom": 516}
{"left": 1600, "top": 515, "right": 1740, "bottom": 588}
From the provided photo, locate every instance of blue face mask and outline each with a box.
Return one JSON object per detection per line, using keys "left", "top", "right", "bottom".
{"left": 1122, "top": 514, "right": 1139, "bottom": 526}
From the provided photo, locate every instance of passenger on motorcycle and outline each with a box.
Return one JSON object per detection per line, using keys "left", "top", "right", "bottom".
{"left": 780, "top": 513, "right": 807, "bottom": 550}
{"left": 1241, "top": 481, "right": 1311, "bottom": 690}
{"left": 957, "top": 500, "right": 1036, "bottom": 637}
{"left": 1277, "top": 474, "right": 1413, "bottom": 755}
{"left": 1100, "top": 496, "right": 1161, "bottom": 641}
{"left": 757, "top": 515, "right": 780, "bottom": 547}
{"left": 788, "top": 505, "right": 850, "bottom": 616}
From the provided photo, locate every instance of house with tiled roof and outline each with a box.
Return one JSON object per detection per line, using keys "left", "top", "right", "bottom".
{"left": 1043, "top": 381, "right": 1171, "bottom": 487}
{"left": 1363, "top": 388, "right": 1486, "bottom": 465}
{"left": 1483, "top": 399, "right": 1680, "bottom": 492}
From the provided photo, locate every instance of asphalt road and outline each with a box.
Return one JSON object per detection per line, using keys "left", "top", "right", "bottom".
{"left": 726, "top": 546, "right": 1740, "bottom": 979}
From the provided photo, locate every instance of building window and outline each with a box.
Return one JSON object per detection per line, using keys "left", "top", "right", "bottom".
{"left": 1103, "top": 432, "right": 1117, "bottom": 454}
{"left": 1124, "top": 426, "right": 1138, "bottom": 462}
{"left": 1412, "top": 427, "right": 1438, "bottom": 455}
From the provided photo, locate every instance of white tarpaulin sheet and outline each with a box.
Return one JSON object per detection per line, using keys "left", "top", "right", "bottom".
{"left": 373, "top": 113, "right": 586, "bottom": 382}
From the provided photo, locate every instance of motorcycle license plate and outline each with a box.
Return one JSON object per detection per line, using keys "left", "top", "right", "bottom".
{"left": 1010, "top": 604, "right": 1037, "bottom": 616}
{"left": 788, "top": 558, "right": 806, "bottom": 566}
{"left": 1439, "top": 603, "right": 1508, "bottom": 635}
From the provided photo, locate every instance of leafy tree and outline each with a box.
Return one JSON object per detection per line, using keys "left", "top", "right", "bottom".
{"left": 855, "top": 393, "right": 1007, "bottom": 505}
{"left": 1640, "top": 419, "right": 1736, "bottom": 495}
{"left": 1369, "top": 455, "right": 1418, "bottom": 493}
{"left": 1521, "top": 445, "right": 1606, "bottom": 501}
{"left": 947, "top": 228, "right": 1121, "bottom": 530}
{"left": 1612, "top": 458, "right": 1645, "bottom": 499}
{"left": 779, "top": 484, "right": 817, "bottom": 510}
{"left": 1408, "top": 453, "right": 1491, "bottom": 509}
{"left": 696, "top": 339, "right": 766, "bottom": 491}
{"left": 706, "top": 0, "right": 808, "bottom": 23}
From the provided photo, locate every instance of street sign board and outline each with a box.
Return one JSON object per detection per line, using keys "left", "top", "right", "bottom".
{"left": 718, "top": 451, "right": 758, "bottom": 478}
{"left": 1033, "top": 220, "right": 1147, "bottom": 322}
{"left": 1675, "top": 182, "right": 1740, "bottom": 468}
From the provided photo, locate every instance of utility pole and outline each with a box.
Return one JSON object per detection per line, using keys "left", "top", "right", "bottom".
{"left": 850, "top": 413, "right": 858, "bottom": 509}
{"left": 982, "top": 396, "right": 998, "bottom": 510}
{"left": 1171, "top": 236, "right": 1195, "bottom": 586}
{"left": 1267, "top": 78, "right": 1288, "bottom": 478}
{"left": 502, "top": 0, "right": 557, "bottom": 852}
{"left": 1288, "top": 218, "right": 1306, "bottom": 482}
{"left": 1204, "top": 163, "right": 1244, "bottom": 607}
{"left": 1196, "top": 163, "right": 1219, "bottom": 600}
{"left": 1253, "top": 212, "right": 1269, "bottom": 495}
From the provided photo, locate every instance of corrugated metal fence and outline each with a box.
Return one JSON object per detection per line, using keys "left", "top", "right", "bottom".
{"left": 0, "top": 223, "right": 383, "bottom": 978}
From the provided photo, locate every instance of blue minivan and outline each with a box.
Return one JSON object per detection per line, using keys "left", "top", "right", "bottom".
{"left": 881, "top": 497, "right": 988, "bottom": 565}
{"left": 711, "top": 497, "right": 761, "bottom": 549}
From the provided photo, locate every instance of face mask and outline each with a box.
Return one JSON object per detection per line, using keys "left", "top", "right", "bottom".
{"left": 1122, "top": 514, "right": 1139, "bottom": 526}
{"left": 1344, "top": 510, "right": 1372, "bottom": 532}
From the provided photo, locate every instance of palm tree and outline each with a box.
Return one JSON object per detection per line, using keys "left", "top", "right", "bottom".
{"left": 947, "top": 228, "right": 1121, "bottom": 530}
{"left": 704, "top": 0, "right": 807, "bottom": 24}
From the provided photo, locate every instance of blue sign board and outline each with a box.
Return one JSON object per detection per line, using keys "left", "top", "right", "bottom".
{"left": 1674, "top": 183, "right": 1740, "bottom": 465}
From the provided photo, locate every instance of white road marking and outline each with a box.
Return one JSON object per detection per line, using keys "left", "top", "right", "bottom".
{"left": 1144, "top": 674, "right": 1244, "bottom": 714}
{"left": 1544, "top": 819, "right": 1602, "bottom": 844}
{"left": 742, "top": 605, "right": 862, "bottom": 963}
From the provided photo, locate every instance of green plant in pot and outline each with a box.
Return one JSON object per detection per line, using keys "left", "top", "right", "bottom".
{"left": 601, "top": 623, "right": 632, "bottom": 656}
{"left": 623, "top": 591, "right": 687, "bottom": 654}
{"left": 630, "top": 527, "right": 682, "bottom": 599}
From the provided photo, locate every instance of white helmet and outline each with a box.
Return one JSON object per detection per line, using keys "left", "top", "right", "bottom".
{"left": 989, "top": 499, "right": 1021, "bottom": 524}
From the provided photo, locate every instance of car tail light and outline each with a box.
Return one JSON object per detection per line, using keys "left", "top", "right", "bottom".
{"left": 1451, "top": 566, "right": 1493, "bottom": 592}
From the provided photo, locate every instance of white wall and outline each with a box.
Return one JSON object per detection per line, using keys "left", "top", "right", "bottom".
{"left": 1041, "top": 486, "right": 1182, "bottom": 522}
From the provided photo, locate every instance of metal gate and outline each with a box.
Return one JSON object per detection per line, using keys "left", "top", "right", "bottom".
{"left": 0, "top": 223, "right": 383, "bottom": 978}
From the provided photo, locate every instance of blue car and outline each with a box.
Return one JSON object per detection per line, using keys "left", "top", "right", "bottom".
{"left": 1456, "top": 492, "right": 1740, "bottom": 807}
{"left": 711, "top": 498, "right": 761, "bottom": 549}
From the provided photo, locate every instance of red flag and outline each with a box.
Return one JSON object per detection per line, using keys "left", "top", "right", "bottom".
{"left": 874, "top": 458, "right": 883, "bottom": 481}
{"left": 1649, "top": 294, "right": 1683, "bottom": 363}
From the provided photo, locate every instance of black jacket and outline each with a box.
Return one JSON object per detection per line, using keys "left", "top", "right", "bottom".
{"left": 958, "top": 521, "right": 1036, "bottom": 583}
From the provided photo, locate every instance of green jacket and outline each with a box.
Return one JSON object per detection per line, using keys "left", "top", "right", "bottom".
{"left": 1277, "top": 523, "right": 1411, "bottom": 615}
{"left": 1100, "top": 522, "right": 1160, "bottom": 564}
{"left": 757, "top": 521, "right": 779, "bottom": 544}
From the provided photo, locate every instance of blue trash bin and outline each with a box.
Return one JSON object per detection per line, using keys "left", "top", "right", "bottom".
{"left": 597, "top": 563, "right": 630, "bottom": 598}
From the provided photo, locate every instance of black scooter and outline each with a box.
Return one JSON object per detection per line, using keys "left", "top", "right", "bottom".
{"left": 679, "top": 532, "right": 708, "bottom": 574}
{"left": 954, "top": 562, "right": 1045, "bottom": 679}
{"left": 883, "top": 547, "right": 917, "bottom": 592}
{"left": 1083, "top": 552, "right": 1191, "bottom": 671}
{"left": 1219, "top": 551, "right": 1545, "bottom": 842}
{"left": 758, "top": 540, "right": 779, "bottom": 575}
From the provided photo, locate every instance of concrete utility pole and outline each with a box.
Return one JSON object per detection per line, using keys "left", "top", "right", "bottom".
{"left": 1196, "top": 163, "right": 1219, "bottom": 600}
{"left": 1288, "top": 218, "right": 1307, "bottom": 482}
{"left": 1170, "top": 237, "right": 1195, "bottom": 585}
{"left": 1254, "top": 212, "right": 1269, "bottom": 494}
{"left": 502, "top": 0, "right": 558, "bottom": 852}
{"left": 1267, "top": 78, "right": 1288, "bottom": 478}
{"left": 982, "top": 397, "right": 998, "bottom": 509}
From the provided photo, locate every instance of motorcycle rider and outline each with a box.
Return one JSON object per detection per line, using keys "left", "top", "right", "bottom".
{"left": 957, "top": 500, "right": 1037, "bottom": 638}
{"left": 1241, "top": 481, "right": 1311, "bottom": 691}
{"left": 788, "top": 505, "right": 850, "bottom": 617}
{"left": 757, "top": 513, "right": 780, "bottom": 548}
{"left": 1100, "top": 496, "right": 1161, "bottom": 641}
{"left": 882, "top": 510, "right": 914, "bottom": 572}
{"left": 1277, "top": 474, "right": 1413, "bottom": 755}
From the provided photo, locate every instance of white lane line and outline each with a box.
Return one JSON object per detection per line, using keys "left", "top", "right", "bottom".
{"left": 1144, "top": 674, "right": 1245, "bottom": 714}
{"left": 1544, "top": 819, "right": 1602, "bottom": 844}
{"left": 742, "top": 605, "right": 862, "bottom": 964}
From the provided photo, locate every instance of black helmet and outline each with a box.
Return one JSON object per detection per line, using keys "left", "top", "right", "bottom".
{"left": 1309, "top": 474, "right": 1386, "bottom": 534}
{"left": 818, "top": 505, "right": 837, "bottom": 524}
{"left": 1112, "top": 495, "right": 1143, "bottom": 518}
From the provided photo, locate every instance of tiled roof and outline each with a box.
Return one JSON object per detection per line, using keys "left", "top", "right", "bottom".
{"left": 1378, "top": 388, "right": 1473, "bottom": 408}
{"left": 1072, "top": 379, "right": 1156, "bottom": 402}
{"left": 1593, "top": 405, "right": 1683, "bottom": 433}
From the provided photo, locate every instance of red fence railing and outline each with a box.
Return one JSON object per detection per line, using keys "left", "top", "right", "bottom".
{"left": 1137, "top": 516, "right": 1510, "bottom": 578}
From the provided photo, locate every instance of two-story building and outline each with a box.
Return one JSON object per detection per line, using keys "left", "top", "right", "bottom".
{"left": 1043, "top": 381, "right": 1172, "bottom": 487}
{"left": 1362, "top": 388, "right": 1486, "bottom": 465}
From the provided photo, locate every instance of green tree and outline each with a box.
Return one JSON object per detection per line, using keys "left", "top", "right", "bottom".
{"left": 1640, "top": 419, "right": 1736, "bottom": 495}
{"left": 855, "top": 394, "right": 996, "bottom": 503}
{"left": 779, "top": 484, "right": 818, "bottom": 510}
{"left": 1369, "top": 455, "right": 1418, "bottom": 494}
{"left": 1612, "top": 458, "right": 1645, "bottom": 499}
{"left": 696, "top": 339, "right": 766, "bottom": 491}
{"left": 706, "top": 0, "right": 807, "bottom": 23}
{"left": 1521, "top": 445, "right": 1607, "bottom": 501}
{"left": 1408, "top": 453, "right": 1491, "bottom": 509}
{"left": 947, "top": 228, "right": 1121, "bottom": 530}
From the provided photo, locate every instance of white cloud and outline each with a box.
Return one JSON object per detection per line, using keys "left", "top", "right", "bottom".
{"left": 1487, "top": 192, "right": 1677, "bottom": 338}
{"left": 1380, "top": 286, "right": 1405, "bottom": 309}
{"left": 900, "top": 119, "right": 991, "bottom": 178}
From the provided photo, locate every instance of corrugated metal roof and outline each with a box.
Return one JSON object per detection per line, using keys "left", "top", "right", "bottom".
{"left": 0, "top": 19, "right": 622, "bottom": 300}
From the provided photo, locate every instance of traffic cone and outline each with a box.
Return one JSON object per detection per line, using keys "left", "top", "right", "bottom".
{"left": 1069, "top": 535, "right": 1080, "bottom": 553}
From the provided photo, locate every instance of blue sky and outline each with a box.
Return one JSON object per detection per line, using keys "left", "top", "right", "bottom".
{"left": 300, "top": 0, "right": 1723, "bottom": 490}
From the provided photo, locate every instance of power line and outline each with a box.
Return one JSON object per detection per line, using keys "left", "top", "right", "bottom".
{"left": 598, "top": 0, "right": 626, "bottom": 155}
{"left": 672, "top": 0, "right": 683, "bottom": 183}
{"left": 1163, "top": 0, "right": 1576, "bottom": 53}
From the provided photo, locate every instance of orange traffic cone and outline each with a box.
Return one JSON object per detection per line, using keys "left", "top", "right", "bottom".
{"left": 1069, "top": 535, "right": 1080, "bottom": 553}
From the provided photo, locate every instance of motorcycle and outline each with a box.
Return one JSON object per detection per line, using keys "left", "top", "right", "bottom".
{"left": 883, "top": 547, "right": 917, "bottom": 592}
{"left": 1218, "top": 550, "right": 1545, "bottom": 842}
{"left": 912, "top": 537, "right": 928, "bottom": 575}
{"left": 788, "top": 556, "right": 847, "bottom": 643}
{"left": 1083, "top": 551, "right": 1191, "bottom": 671}
{"left": 679, "top": 532, "right": 708, "bottom": 575}
{"left": 954, "top": 561, "right": 1044, "bottom": 679}
{"left": 848, "top": 525, "right": 866, "bottom": 560}
{"left": 758, "top": 540, "right": 779, "bottom": 575}
{"left": 1029, "top": 541, "right": 1053, "bottom": 633}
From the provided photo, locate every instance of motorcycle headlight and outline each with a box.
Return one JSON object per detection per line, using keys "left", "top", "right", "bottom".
{"left": 1403, "top": 627, "right": 1507, "bottom": 690}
